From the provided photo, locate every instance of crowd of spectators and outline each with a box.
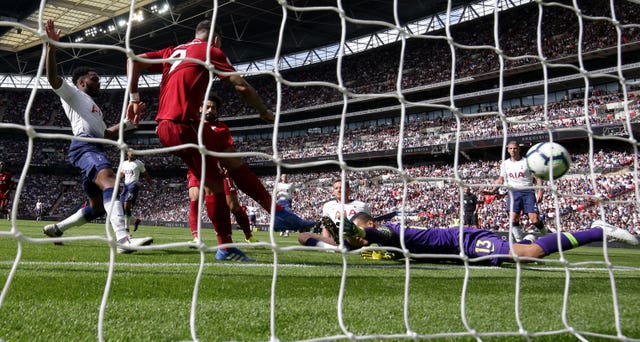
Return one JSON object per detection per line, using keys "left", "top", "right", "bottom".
{"left": 7, "top": 149, "right": 639, "bottom": 237}
{"left": 1, "top": 88, "right": 637, "bottom": 170}
{"left": 0, "top": 0, "right": 638, "bottom": 126}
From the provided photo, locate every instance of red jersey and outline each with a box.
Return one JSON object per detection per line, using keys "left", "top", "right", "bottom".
{"left": 146, "top": 39, "right": 236, "bottom": 122}
{"left": 0, "top": 171, "right": 13, "bottom": 195}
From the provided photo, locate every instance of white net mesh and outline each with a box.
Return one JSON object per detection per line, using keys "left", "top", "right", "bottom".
{"left": 1, "top": 0, "right": 640, "bottom": 340}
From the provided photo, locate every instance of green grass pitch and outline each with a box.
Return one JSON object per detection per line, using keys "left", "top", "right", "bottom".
{"left": 1, "top": 219, "right": 639, "bottom": 341}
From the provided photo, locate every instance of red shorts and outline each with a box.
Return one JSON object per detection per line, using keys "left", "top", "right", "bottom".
{"left": 224, "top": 177, "right": 238, "bottom": 196}
{"left": 157, "top": 120, "right": 223, "bottom": 185}
{"left": 187, "top": 171, "right": 237, "bottom": 197}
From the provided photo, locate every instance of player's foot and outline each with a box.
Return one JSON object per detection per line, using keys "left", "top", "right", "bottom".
{"left": 43, "top": 224, "right": 63, "bottom": 237}
{"left": 133, "top": 218, "right": 141, "bottom": 232}
{"left": 215, "top": 247, "right": 255, "bottom": 262}
{"left": 274, "top": 208, "right": 317, "bottom": 231}
{"left": 311, "top": 220, "right": 322, "bottom": 234}
{"left": 510, "top": 226, "right": 525, "bottom": 241}
{"left": 592, "top": 220, "right": 639, "bottom": 245}
{"left": 245, "top": 236, "right": 258, "bottom": 243}
{"left": 117, "top": 236, "right": 154, "bottom": 254}
{"left": 522, "top": 234, "right": 537, "bottom": 243}
{"left": 320, "top": 216, "right": 339, "bottom": 242}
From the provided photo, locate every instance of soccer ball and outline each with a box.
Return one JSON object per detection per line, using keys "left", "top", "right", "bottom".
{"left": 525, "top": 142, "right": 571, "bottom": 180}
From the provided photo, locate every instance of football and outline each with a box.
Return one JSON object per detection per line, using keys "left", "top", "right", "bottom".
{"left": 525, "top": 142, "right": 571, "bottom": 180}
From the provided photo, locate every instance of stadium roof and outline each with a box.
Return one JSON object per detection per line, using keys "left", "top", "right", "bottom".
{"left": 0, "top": 0, "right": 479, "bottom": 76}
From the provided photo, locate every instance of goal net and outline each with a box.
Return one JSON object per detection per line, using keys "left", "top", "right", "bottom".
{"left": 1, "top": 0, "right": 639, "bottom": 341}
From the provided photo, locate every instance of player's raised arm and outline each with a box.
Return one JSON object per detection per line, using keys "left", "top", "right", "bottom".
{"left": 126, "top": 54, "right": 154, "bottom": 126}
{"left": 44, "top": 19, "right": 62, "bottom": 89}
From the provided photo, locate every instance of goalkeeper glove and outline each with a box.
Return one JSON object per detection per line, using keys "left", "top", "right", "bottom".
{"left": 361, "top": 245, "right": 395, "bottom": 260}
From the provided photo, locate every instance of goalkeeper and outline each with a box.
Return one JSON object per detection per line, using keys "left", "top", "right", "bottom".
{"left": 345, "top": 212, "right": 638, "bottom": 265}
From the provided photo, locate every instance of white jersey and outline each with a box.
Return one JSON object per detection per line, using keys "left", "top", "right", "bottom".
{"left": 120, "top": 160, "right": 146, "bottom": 185}
{"left": 499, "top": 157, "right": 534, "bottom": 189}
{"left": 276, "top": 182, "right": 296, "bottom": 201}
{"left": 53, "top": 80, "right": 106, "bottom": 138}
{"left": 35, "top": 201, "right": 43, "bottom": 211}
{"left": 322, "top": 199, "right": 371, "bottom": 224}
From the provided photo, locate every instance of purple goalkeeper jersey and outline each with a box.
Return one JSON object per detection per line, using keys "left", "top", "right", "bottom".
{"left": 373, "top": 223, "right": 511, "bottom": 265}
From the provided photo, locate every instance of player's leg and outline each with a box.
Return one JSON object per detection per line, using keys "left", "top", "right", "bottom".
{"left": 0, "top": 197, "right": 8, "bottom": 216}
{"left": 187, "top": 183, "right": 201, "bottom": 242}
{"left": 522, "top": 191, "right": 546, "bottom": 235}
{"left": 94, "top": 167, "right": 132, "bottom": 243}
{"left": 87, "top": 154, "right": 153, "bottom": 252}
{"left": 507, "top": 191, "right": 526, "bottom": 241}
{"left": 128, "top": 184, "right": 142, "bottom": 231}
{"left": 527, "top": 212, "right": 547, "bottom": 235}
{"left": 200, "top": 158, "right": 254, "bottom": 261}
{"left": 219, "top": 149, "right": 317, "bottom": 231}
{"left": 43, "top": 153, "right": 110, "bottom": 238}
{"left": 298, "top": 232, "right": 338, "bottom": 249}
{"left": 277, "top": 198, "right": 293, "bottom": 236}
{"left": 224, "top": 177, "right": 255, "bottom": 242}
{"left": 227, "top": 195, "right": 255, "bottom": 242}
{"left": 119, "top": 186, "right": 132, "bottom": 231}
{"left": 44, "top": 196, "right": 103, "bottom": 237}
{"left": 514, "top": 220, "right": 638, "bottom": 258}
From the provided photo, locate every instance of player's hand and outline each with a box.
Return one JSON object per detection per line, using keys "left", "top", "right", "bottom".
{"left": 260, "top": 109, "right": 275, "bottom": 124}
{"left": 361, "top": 245, "right": 395, "bottom": 260}
{"left": 45, "top": 19, "right": 61, "bottom": 42}
{"left": 126, "top": 101, "right": 146, "bottom": 127}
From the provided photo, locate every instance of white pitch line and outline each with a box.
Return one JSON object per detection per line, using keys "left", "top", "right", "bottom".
{"left": 0, "top": 260, "right": 638, "bottom": 272}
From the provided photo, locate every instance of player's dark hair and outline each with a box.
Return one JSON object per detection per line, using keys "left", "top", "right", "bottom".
{"left": 209, "top": 93, "right": 223, "bottom": 109}
{"left": 71, "top": 66, "right": 96, "bottom": 86}
{"left": 195, "top": 20, "right": 221, "bottom": 37}
{"left": 332, "top": 178, "right": 350, "bottom": 188}
{"left": 351, "top": 211, "right": 374, "bottom": 223}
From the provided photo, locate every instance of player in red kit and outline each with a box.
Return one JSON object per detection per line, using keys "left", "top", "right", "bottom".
{"left": 185, "top": 95, "right": 257, "bottom": 245}
{"left": 127, "top": 20, "right": 314, "bottom": 261}
{"left": 0, "top": 161, "right": 14, "bottom": 218}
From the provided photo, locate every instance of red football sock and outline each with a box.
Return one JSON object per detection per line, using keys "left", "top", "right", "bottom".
{"left": 233, "top": 208, "right": 252, "bottom": 240}
{"left": 228, "top": 164, "right": 282, "bottom": 211}
{"left": 189, "top": 200, "right": 199, "bottom": 238}
{"left": 205, "top": 194, "right": 233, "bottom": 245}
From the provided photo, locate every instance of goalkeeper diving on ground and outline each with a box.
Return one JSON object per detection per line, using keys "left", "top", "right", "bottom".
{"left": 335, "top": 212, "right": 638, "bottom": 265}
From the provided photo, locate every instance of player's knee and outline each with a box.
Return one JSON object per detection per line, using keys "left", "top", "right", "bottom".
{"left": 227, "top": 200, "right": 240, "bottom": 212}
{"left": 298, "top": 232, "right": 312, "bottom": 245}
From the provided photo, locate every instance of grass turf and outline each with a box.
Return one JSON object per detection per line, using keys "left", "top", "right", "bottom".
{"left": 1, "top": 219, "right": 639, "bottom": 341}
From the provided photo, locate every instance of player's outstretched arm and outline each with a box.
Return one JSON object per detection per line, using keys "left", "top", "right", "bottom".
{"left": 227, "top": 75, "right": 274, "bottom": 123}
{"left": 44, "top": 19, "right": 62, "bottom": 89}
